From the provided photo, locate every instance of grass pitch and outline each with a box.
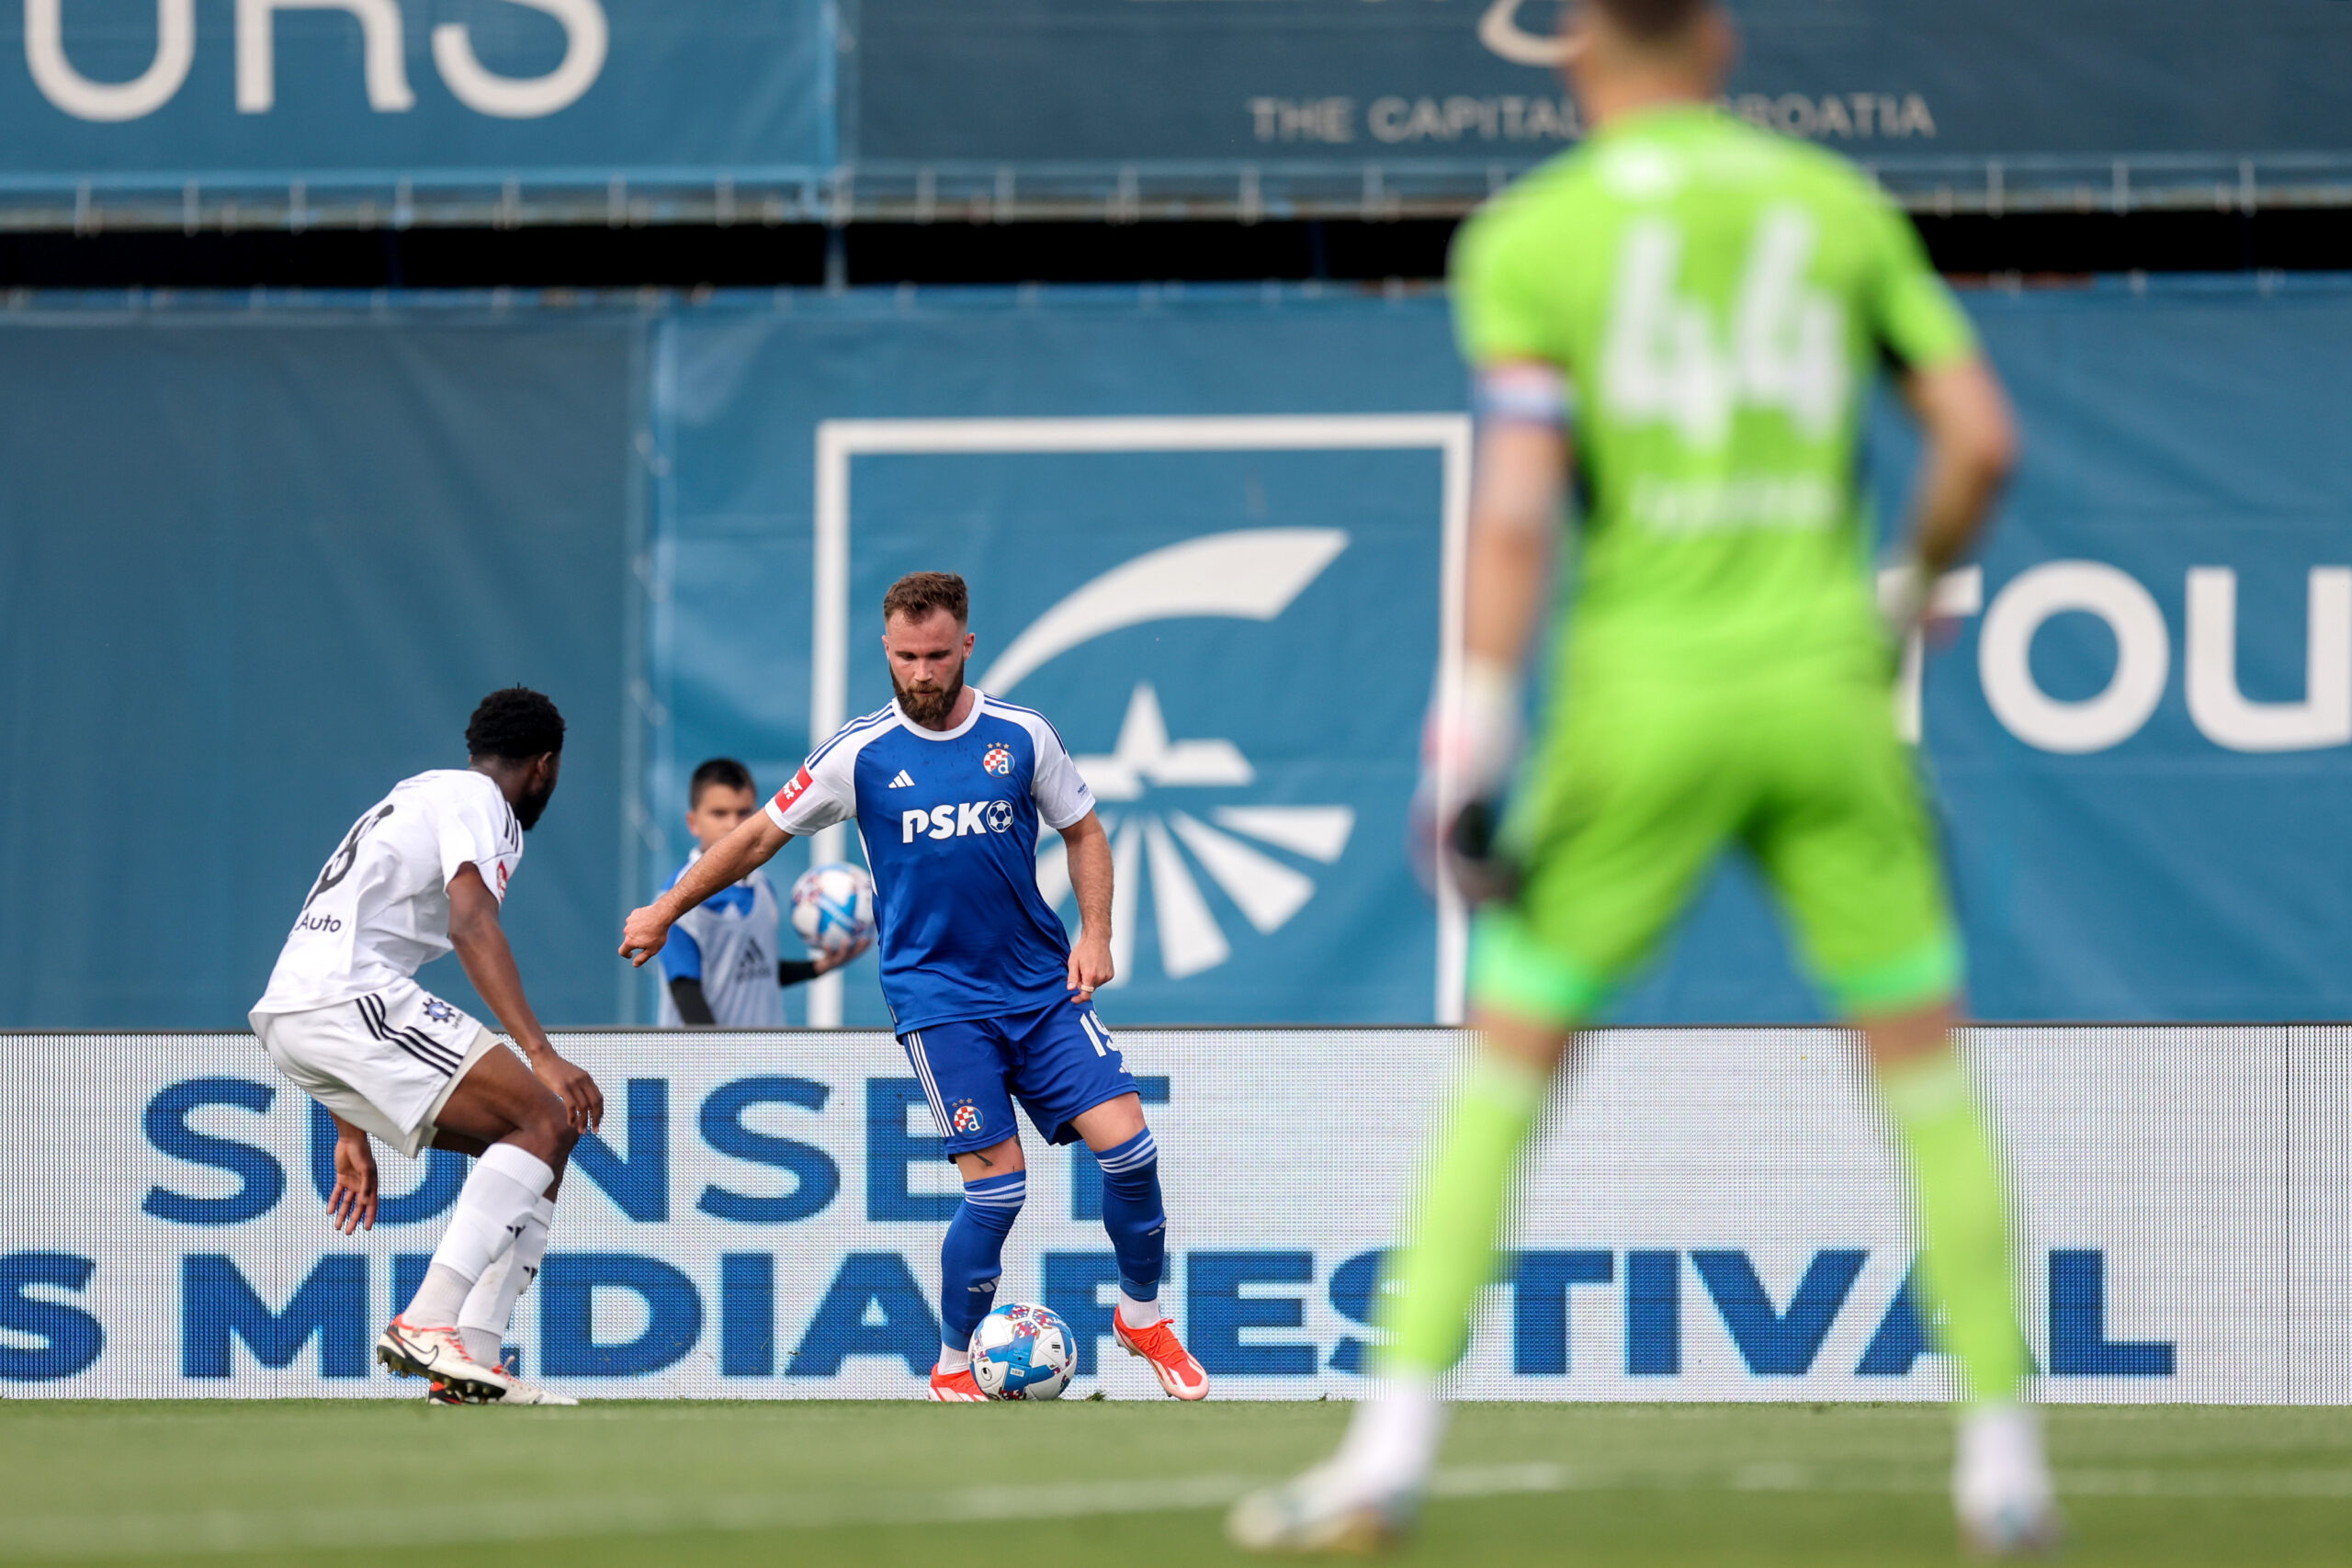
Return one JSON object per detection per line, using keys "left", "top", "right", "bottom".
{"left": 2, "top": 1400, "right": 2344, "bottom": 1566}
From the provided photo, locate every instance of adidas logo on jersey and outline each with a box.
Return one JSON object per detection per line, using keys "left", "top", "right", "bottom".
{"left": 888, "top": 770, "right": 916, "bottom": 788}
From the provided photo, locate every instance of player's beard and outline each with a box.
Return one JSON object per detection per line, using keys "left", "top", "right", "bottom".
{"left": 514, "top": 777, "right": 555, "bottom": 830}
{"left": 895, "top": 662, "right": 967, "bottom": 728}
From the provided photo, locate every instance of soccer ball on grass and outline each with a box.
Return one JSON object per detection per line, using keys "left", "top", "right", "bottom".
{"left": 788, "top": 863, "right": 875, "bottom": 960}
{"left": 969, "top": 1303, "right": 1077, "bottom": 1401}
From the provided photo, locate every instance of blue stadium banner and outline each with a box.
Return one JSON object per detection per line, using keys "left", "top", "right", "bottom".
{"left": 648, "top": 276, "right": 2352, "bottom": 1027}
{"left": 9, "top": 4, "right": 2352, "bottom": 222}
{"left": 847, "top": 0, "right": 2352, "bottom": 214}
{"left": 19, "top": 1025, "right": 2329, "bottom": 1402}
{"left": 0, "top": 1, "right": 833, "bottom": 202}
{"left": 4, "top": 277, "right": 2350, "bottom": 1032}
{"left": 0, "top": 299, "right": 643, "bottom": 1032}
{"left": 646, "top": 294, "right": 1474, "bottom": 1028}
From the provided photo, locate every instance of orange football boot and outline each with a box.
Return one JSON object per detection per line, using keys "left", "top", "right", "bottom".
{"left": 1114, "top": 1314, "right": 1210, "bottom": 1400}
{"left": 928, "top": 1363, "right": 988, "bottom": 1402}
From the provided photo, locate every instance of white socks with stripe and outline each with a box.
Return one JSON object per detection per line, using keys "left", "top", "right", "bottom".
{"left": 403, "top": 1143, "right": 555, "bottom": 1328}
{"left": 458, "top": 1192, "right": 556, "bottom": 1367}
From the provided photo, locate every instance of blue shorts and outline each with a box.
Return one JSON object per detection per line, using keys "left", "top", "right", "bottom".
{"left": 899, "top": 998, "right": 1137, "bottom": 1155}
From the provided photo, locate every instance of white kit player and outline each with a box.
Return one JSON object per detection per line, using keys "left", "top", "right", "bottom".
{"left": 621, "top": 572, "right": 1210, "bottom": 1402}
{"left": 249, "top": 686, "right": 604, "bottom": 1404}
{"left": 655, "top": 757, "right": 872, "bottom": 1027}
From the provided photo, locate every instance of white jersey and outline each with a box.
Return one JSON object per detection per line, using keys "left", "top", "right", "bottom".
{"left": 654, "top": 852, "right": 787, "bottom": 1028}
{"left": 254, "top": 769, "right": 524, "bottom": 1015}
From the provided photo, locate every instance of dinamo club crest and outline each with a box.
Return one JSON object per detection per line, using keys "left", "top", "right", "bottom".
{"left": 980, "top": 743, "right": 1013, "bottom": 777}
{"left": 950, "top": 1100, "right": 983, "bottom": 1134}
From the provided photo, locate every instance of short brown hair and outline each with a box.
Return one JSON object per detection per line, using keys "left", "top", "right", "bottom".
{"left": 1592, "top": 0, "right": 1708, "bottom": 42}
{"left": 882, "top": 570, "right": 968, "bottom": 626}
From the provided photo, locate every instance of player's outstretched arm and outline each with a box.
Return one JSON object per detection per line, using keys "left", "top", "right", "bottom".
{"left": 621, "top": 809, "right": 791, "bottom": 966}
{"left": 1889, "top": 356, "right": 2018, "bottom": 627}
{"left": 450, "top": 863, "right": 604, "bottom": 1133}
{"left": 1060, "top": 810, "right": 1114, "bottom": 999}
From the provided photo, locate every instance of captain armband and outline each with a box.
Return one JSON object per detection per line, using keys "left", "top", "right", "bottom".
{"left": 1472, "top": 363, "right": 1573, "bottom": 430}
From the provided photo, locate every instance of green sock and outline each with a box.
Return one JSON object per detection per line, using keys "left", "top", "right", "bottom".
{"left": 1379, "top": 1054, "right": 1548, "bottom": 1377}
{"left": 1877, "top": 1048, "right": 2029, "bottom": 1404}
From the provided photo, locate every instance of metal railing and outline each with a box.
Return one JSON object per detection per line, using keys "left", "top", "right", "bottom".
{"left": 6, "top": 151, "right": 2351, "bottom": 235}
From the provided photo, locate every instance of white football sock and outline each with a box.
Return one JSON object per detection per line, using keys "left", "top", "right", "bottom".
{"left": 1117, "top": 1290, "right": 1160, "bottom": 1329}
{"left": 938, "top": 1342, "right": 973, "bottom": 1373}
{"left": 458, "top": 1193, "right": 555, "bottom": 1366}
{"left": 459, "top": 1325, "right": 503, "bottom": 1369}
{"left": 404, "top": 1265, "right": 477, "bottom": 1331}
{"left": 1334, "top": 1371, "right": 1447, "bottom": 1495}
{"left": 1955, "top": 1402, "right": 2052, "bottom": 1511}
{"left": 404, "top": 1143, "right": 554, "bottom": 1325}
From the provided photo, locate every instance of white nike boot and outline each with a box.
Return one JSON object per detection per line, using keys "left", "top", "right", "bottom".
{"left": 490, "top": 1365, "right": 579, "bottom": 1406}
{"left": 377, "top": 1317, "right": 514, "bottom": 1403}
{"left": 429, "top": 1358, "right": 577, "bottom": 1407}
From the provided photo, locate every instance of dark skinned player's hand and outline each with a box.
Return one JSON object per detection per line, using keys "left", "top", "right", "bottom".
{"left": 327, "top": 1131, "right": 379, "bottom": 1235}
{"left": 529, "top": 1048, "right": 604, "bottom": 1134}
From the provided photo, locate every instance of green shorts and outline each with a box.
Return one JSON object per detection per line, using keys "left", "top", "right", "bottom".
{"left": 1469, "top": 653, "right": 1962, "bottom": 1025}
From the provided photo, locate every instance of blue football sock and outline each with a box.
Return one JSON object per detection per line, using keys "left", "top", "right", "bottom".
{"left": 939, "top": 1169, "right": 1024, "bottom": 1351}
{"left": 1094, "top": 1129, "right": 1166, "bottom": 1303}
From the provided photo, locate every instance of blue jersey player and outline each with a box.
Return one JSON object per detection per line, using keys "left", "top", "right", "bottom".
{"left": 621, "top": 571, "right": 1209, "bottom": 1402}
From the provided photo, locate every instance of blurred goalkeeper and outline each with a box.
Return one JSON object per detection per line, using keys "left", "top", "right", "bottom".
{"left": 1233, "top": 0, "right": 2051, "bottom": 1555}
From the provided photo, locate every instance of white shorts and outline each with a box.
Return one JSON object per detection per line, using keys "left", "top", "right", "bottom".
{"left": 250, "top": 978, "right": 499, "bottom": 1158}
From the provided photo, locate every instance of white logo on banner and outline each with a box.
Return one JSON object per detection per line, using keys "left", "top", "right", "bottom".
{"left": 1476, "top": 0, "right": 1582, "bottom": 68}
{"left": 24, "top": 0, "right": 607, "bottom": 122}
{"left": 978, "top": 529, "right": 1357, "bottom": 983}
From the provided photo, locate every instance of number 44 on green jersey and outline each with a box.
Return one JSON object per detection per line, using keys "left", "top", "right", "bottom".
{"left": 1452, "top": 104, "right": 1979, "bottom": 667}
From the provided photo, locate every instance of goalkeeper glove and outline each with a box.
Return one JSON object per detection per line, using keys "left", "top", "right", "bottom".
{"left": 1410, "top": 657, "right": 1523, "bottom": 904}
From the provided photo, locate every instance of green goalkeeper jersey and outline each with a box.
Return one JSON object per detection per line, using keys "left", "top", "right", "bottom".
{"left": 1451, "top": 104, "right": 1976, "bottom": 677}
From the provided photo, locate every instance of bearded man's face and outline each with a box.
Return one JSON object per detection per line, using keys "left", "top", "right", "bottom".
{"left": 884, "top": 608, "right": 975, "bottom": 728}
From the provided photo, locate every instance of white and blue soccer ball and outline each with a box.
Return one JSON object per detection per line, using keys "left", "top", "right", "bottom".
{"left": 788, "top": 863, "right": 875, "bottom": 960}
{"left": 969, "top": 1303, "right": 1077, "bottom": 1401}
